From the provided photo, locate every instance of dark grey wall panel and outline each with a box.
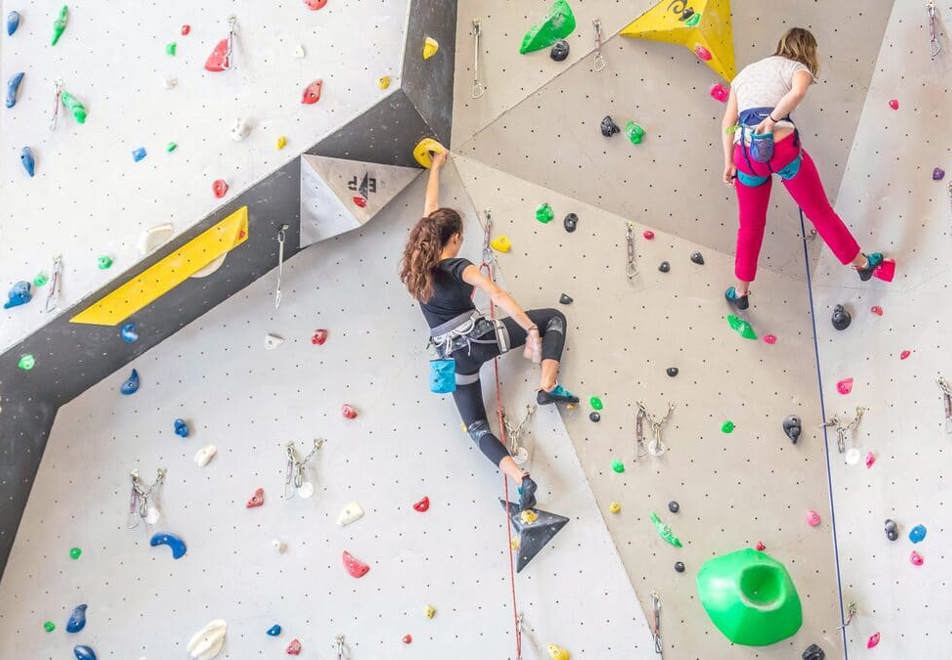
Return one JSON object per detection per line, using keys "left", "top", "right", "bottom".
{"left": 401, "top": 0, "right": 458, "bottom": 146}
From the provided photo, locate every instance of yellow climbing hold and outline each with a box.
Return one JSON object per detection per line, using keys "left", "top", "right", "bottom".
{"left": 377, "top": 75, "right": 392, "bottom": 90}
{"left": 413, "top": 137, "right": 447, "bottom": 169}
{"left": 276, "top": 136, "right": 288, "bottom": 150}
{"left": 510, "top": 538, "right": 521, "bottom": 550}
{"left": 490, "top": 235, "right": 512, "bottom": 253}
{"left": 608, "top": 502, "right": 622, "bottom": 514}
{"left": 424, "top": 604, "right": 436, "bottom": 619}
{"left": 547, "top": 644, "right": 571, "bottom": 660}
{"left": 422, "top": 36, "right": 439, "bottom": 60}
{"left": 520, "top": 510, "right": 539, "bottom": 524}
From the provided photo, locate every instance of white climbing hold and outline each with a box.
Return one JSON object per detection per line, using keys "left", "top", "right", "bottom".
{"left": 844, "top": 447, "right": 861, "bottom": 465}
{"left": 138, "top": 223, "right": 175, "bottom": 256}
{"left": 145, "top": 506, "right": 161, "bottom": 525}
{"left": 230, "top": 118, "right": 251, "bottom": 142}
{"left": 190, "top": 254, "right": 226, "bottom": 279}
{"left": 337, "top": 501, "right": 365, "bottom": 526}
{"left": 194, "top": 444, "right": 217, "bottom": 467}
{"left": 162, "top": 75, "right": 178, "bottom": 89}
{"left": 264, "top": 333, "right": 284, "bottom": 350}
{"left": 297, "top": 481, "right": 315, "bottom": 499}
{"left": 294, "top": 44, "right": 306, "bottom": 58}
{"left": 187, "top": 619, "right": 227, "bottom": 660}
{"left": 272, "top": 538, "right": 288, "bottom": 553}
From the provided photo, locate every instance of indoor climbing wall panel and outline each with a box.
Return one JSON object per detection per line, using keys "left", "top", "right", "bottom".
{"left": 454, "top": 0, "right": 894, "bottom": 280}
{"left": 0, "top": 0, "right": 409, "bottom": 350}
{"left": 0, "top": 166, "right": 654, "bottom": 659}
{"left": 812, "top": 1, "right": 952, "bottom": 656}
{"left": 454, "top": 153, "right": 844, "bottom": 659}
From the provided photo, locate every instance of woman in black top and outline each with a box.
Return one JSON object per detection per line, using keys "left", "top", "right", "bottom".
{"left": 400, "top": 152, "right": 578, "bottom": 509}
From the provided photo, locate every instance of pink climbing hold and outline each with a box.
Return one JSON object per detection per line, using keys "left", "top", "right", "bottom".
{"left": 342, "top": 550, "right": 370, "bottom": 578}
{"left": 806, "top": 510, "right": 821, "bottom": 527}
{"left": 910, "top": 550, "right": 924, "bottom": 566}
{"left": 871, "top": 305, "right": 884, "bottom": 316}
{"left": 342, "top": 404, "right": 358, "bottom": 419}
{"left": 402, "top": 634, "right": 413, "bottom": 645}
{"left": 867, "top": 632, "right": 881, "bottom": 649}
{"left": 181, "top": 25, "right": 191, "bottom": 36}
{"left": 900, "top": 350, "right": 911, "bottom": 360}
{"left": 763, "top": 334, "right": 777, "bottom": 345}
{"left": 873, "top": 258, "right": 896, "bottom": 282}
{"left": 694, "top": 45, "right": 712, "bottom": 61}
{"left": 836, "top": 378, "right": 854, "bottom": 395}
{"left": 865, "top": 451, "right": 876, "bottom": 469}
{"left": 212, "top": 179, "right": 229, "bottom": 198}
{"left": 311, "top": 329, "right": 328, "bottom": 345}
{"left": 305, "top": 0, "right": 328, "bottom": 8}
{"left": 642, "top": 230, "right": 655, "bottom": 240}
{"left": 301, "top": 79, "right": 323, "bottom": 104}
{"left": 287, "top": 639, "right": 302, "bottom": 655}
{"left": 413, "top": 496, "right": 430, "bottom": 512}
{"left": 888, "top": 99, "right": 899, "bottom": 110}
{"left": 709, "top": 82, "right": 729, "bottom": 102}
{"left": 246, "top": 487, "right": 265, "bottom": 508}
{"left": 204, "top": 39, "right": 230, "bottom": 72}
{"left": 755, "top": 541, "right": 766, "bottom": 551}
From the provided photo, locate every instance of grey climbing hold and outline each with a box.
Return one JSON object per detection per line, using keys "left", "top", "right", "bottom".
{"left": 674, "top": 561, "right": 685, "bottom": 573}
{"left": 658, "top": 261, "right": 670, "bottom": 273}
{"left": 499, "top": 500, "right": 569, "bottom": 572}
{"left": 884, "top": 518, "right": 898, "bottom": 541}
{"left": 550, "top": 39, "right": 570, "bottom": 61}
{"left": 666, "top": 367, "right": 679, "bottom": 377}
{"left": 667, "top": 500, "right": 679, "bottom": 513}
{"left": 563, "top": 212, "right": 578, "bottom": 233}
{"left": 600, "top": 115, "right": 620, "bottom": 137}
{"left": 690, "top": 251, "right": 704, "bottom": 265}
{"left": 802, "top": 643, "right": 825, "bottom": 660}
{"left": 559, "top": 293, "right": 573, "bottom": 305}
{"left": 831, "top": 304, "right": 851, "bottom": 331}
{"left": 589, "top": 411, "right": 601, "bottom": 423}
{"left": 783, "top": 415, "right": 801, "bottom": 443}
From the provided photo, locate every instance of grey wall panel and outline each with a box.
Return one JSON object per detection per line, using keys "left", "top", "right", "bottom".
{"left": 402, "top": 0, "right": 459, "bottom": 146}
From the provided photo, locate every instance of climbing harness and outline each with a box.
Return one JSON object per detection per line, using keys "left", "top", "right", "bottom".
{"left": 503, "top": 403, "right": 537, "bottom": 465}
{"left": 333, "top": 634, "right": 346, "bottom": 659}
{"left": 938, "top": 376, "right": 952, "bottom": 434}
{"left": 636, "top": 401, "right": 675, "bottom": 458}
{"left": 592, "top": 19, "right": 607, "bottom": 72}
{"left": 284, "top": 439, "right": 325, "bottom": 500}
{"left": 274, "top": 224, "right": 288, "bottom": 311}
{"left": 735, "top": 107, "right": 802, "bottom": 187}
{"left": 49, "top": 78, "right": 64, "bottom": 131}
{"left": 128, "top": 468, "right": 166, "bottom": 529}
{"left": 823, "top": 407, "right": 867, "bottom": 454}
{"left": 43, "top": 255, "right": 63, "bottom": 313}
{"left": 471, "top": 20, "right": 485, "bottom": 99}
{"left": 625, "top": 222, "right": 638, "bottom": 280}
{"left": 650, "top": 591, "right": 663, "bottom": 654}
{"left": 929, "top": 1, "right": 942, "bottom": 58}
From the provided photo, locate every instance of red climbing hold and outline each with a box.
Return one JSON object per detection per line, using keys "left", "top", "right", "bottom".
{"left": 910, "top": 550, "right": 924, "bottom": 566}
{"left": 402, "top": 634, "right": 413, "bottom": 645}
{"left": 301, "top": 79, "right": 323, "bottom": 104}
{"left": 694, "top": 45, "right": 712, "bottom": 61}
{"left": 213, "top": 179, "right": 229, "bottom": 198}
{"left": 763, "top": 334, "right": 777, "bottom": 345}
{"left": 643, "top": 230, "right": 655, "bottom": 240}
{"left": 342, "top": 551, "right": 370, "bottom": 578}
{"left": 413, "top": 496, "right": 430, "bottom": 512}
{"left": 871, "top": 305, "right": 884, "bottom": 316}
{"left": 204, "top": 39, "right": 230, "bottom": 72}
{"left": 900, "top": 350, "right": 911, "bottom": 360}
{"left": 873, "top": 258, "right": 896, "bottom": 282}
{"left": 888, "top": 99, "right": 899, "bottom": 110}
{"left": 352, "top": 196, "right": 367, "bottom": 208}
{"left": 246, "top": 487, "right": 265, "bottom": 508}
{"left": 287, "top": 639, "right": 302, "bottom": 655}
{"left": 305, "top": 0, "right": 328, "bottom": 8}
{"left": 181, "top": 24, "right": 191, "bottom": 36}
{"left": 342, "top": 404, "right": 358, "bottom": 419}
{"left": 867, "top": 632, "right": 881, "bottom": 649}
{"left": 709, "top": 82, "right": 729, "bottom": 102}
{"left": 755, "top": 541, "right": 766, "bottom": 551}
{"left": 311, "top": 329, "right": 328, "bottom": 345}
{"left": 836, "top": 378, "right": 854, "bottom": 395}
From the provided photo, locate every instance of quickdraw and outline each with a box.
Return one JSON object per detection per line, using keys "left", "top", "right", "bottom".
{"left": 472, "top": 20, "right": 486, "bottom": 99}
{"left": 49, "top": 78, "right": 64, "bottom": 131}
{"left": 938, "top": 376, "right": 952, "bottom": 434}
{"left": 636, "top": 401, "right": 675, "bottom": 458}
{"left": 275, "top": 224, "right": 288, "bottom": 310}
{"left": 128, "top": 468, "right": 166, "bottom": 529}
{"left": 837, "top": 600, "right": 857, "bottom": 629}
{"left": 823, "top": 407, "right": 867, "bottom": 454}
{"left": 333, "top": 634, "right": 346, "bottom": 660}
{"left": 929, "top": 1, "right": 942, "bottom": 59}
{"left": 651, "top": 591, "right": 663, "bottom": 654}
{"left": 626, "top": 222, "right": 638, "bottom": 280}
{"left": 592, "top": 19, "right": 606, "bottom": 72}
{"left": 503, "top": 403, "right": 537, "bottom": 466}
{"left": 43, "top": 255, "right": 63, "bottom": 313}
{"left": 284, "top": 439, "right": 325, "bottom": 500}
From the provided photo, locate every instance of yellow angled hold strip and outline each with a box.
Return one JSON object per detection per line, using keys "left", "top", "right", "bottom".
{"left": 70, "top": 206, "right": 249, "bottom": 326}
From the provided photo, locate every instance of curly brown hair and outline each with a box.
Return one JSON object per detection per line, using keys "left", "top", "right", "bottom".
{"left": 400, "top": 208, "right": 464, "bottom": 302}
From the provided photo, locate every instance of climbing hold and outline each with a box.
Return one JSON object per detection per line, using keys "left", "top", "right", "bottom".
{"left": 694, "top": 44, "right": 712, "bottom": 61}
{"left": 51, "top": 5, "right": 68, "bottom": 46}
{"left": 187, "top": 619, "right": 227, "bottom": 660}
{"left": 836, "top": 378, "right": 854, "bottom": 395}
{"left": 709, "top": 82, "right": 729, "bottom": 102}
{"left": 600, "top": 115, "right": 620, "bottom": 137}
{"left": 139, "top": 223, "right": 174, "bottom": 256}
{"left": 166, "top": 141, "right": 177, "bottom": 152}
{"left": 286, "top": 639, "right": 302, "bottom": 655}
{"left": 66, "top": 604, "right": 87, "bottom": 633}
{"left": 867, "top": 632, "right": 881, "bottom": 649}
{"left": 550, "top": 39, "right": 570, "bottom": 61}
{"left": 726, "top": 314, "right": 757, "bottom": 340}
{"left": 755, "top": 541, "right": 766, "bottom": 551}
{"left": 884, "top": 518, "right": 899, "bottom": 541}
{"left": 204, "top": 39, "right": 231, "bottom": 72}
{"left": 871, "top": 305, "right": 884, "bottom": 316}
{"left": 422, "top": 36, "right": 440, "bottom": 60}
{"left": 782, "top": 415, "right": 801, "bottom": 443}
{"left": 589, "top": 411, "right": 601, "bottom": 422}
{"left": 120, "top": 369, "right": 140, "bottom": 395}
{"left": 520, "top": 0, "right": 576, "bottom": 54}
{"left": 342, "top": 550, "right": 370, "bottom": 578}
{"left": 805, "top": 510, "right": 821, "bottom": 527}
{"left": 674, "top": 561, "right": 686, "bottom": 573}
{"left": 900, "top": 349, "right": 911, "bottom": 360}
{"left": 342, "top": 403, "right": 358, "bottom": 419}
{"left": 166, "top": 42, "right": 177, "bottom": 56}
{"left": 246, "top": 487, "right": 265, "bottom": 508}
{"left": 262, "top": 334, "right": 284, "bottom": 351}
{"left": 69, "top": 546, "right": 82, "bottom": 559}
{"left": 132, "top": 147, "right": 147, "bottom": 162}
{"left": 547, "top": 644, "right": 570, "bottom": 660}
{"left": 643, "top": 230, "right": 655, "bottom": 239}
{"left": 802, "top": 643, "right": 825, "bottom": 660}
{"left": 650, "top": 512, "right": 682, "bottom": 547}
{"left": 536, "top": 203, "right": 554, "bottom": 223}
{"left": 267, "top": 624, "right": 282, "bottom": 636}
{"left": 194, "top": 444, "right": 217, "bottom": 467}
{"left": 933, "top": 167, "right": 946, "bottom": 181}
{"left": 272, "top": 539, "right": 287, "bottom": 553}
{"left": 73, "top": 646, "right": 97, "bottom": 660}
{"left": 865, "top": 451, "right": 875, "bottom": 468}
{"left": 4, "top": 281, "right": 32, "bottom": 308}
{"left": 213, "top": 179, "right": 229, "bottom": 198}
{"left": 276, "top": 135, "right": 288, "bottom": 150}
{"left": 413, "top": 496, "right": 430, "bottom": 512}
{"left": 33, "top": 273, "right": 49, "bottom": 287}
{"left": 490, "top": 235, "right": 512, "bottom": 253}
{"left": 763, "top": 334, "right": 777, "bottom": 345}
{"left": 520, "top": 509, "right": 539, "bottom": 524}
{"left": 556, "top": 294, "right": 573, "bottom": 307}
{"left": 43, "top": 621, "right": 56, "bottom": 632}
{"left": 6, "top": 10, "right": 19, "bottom": 36}
{"left": 16, "top": 145, "right": 34, "bottom": 177}
{"left": 412, "top": 137, "right": 447, "bottom": 168}
{"left": 721, "top": 420, "right": 735, "bottom": 433}
{"left": 690, "top": 251, "right": 704, "bottom": 265}
{"left": 666, "top": 367, "right": 678, "bottom": 377}
{"left": 844, "top": 447, "right": 862, "bottom": 466}
{"left": 150, "top": 532, "right": 187, "bottom": 559}
{"left": 909, "top": 524, "right": 927, "bottom": 543}
{"left": 6, "top": 71, "right": 24, "bottom": 108}
{"left": 377, "top": 75, "right": 391, "bottom": 89}
{"left": 589, "top": 396, "right": 603, "bottom": 410}
{"left": 172, "top": 418, "right": 189, "bottom": 438}
{"left": 563, "top": 212, "right": 579, "bottom": 233}
{"left": 888, "top": 99, "right": 899, "bottom": 110}
{"left": 230, "top": 118, "right": 251, "bottom": 141}
{"left": 60, "top": 90, "right": 87, "bottom": 123}
{"left": 301, "top": 79, "right": 324, "bottom": 104}
{"left": 17, "top": 354, "right": 36, "bottom": 370}
{"left": 181, "top": 24, "right": 191, "bottom": 36}
{"left": 305, "top": 0, "right": 328, "bottom": 8}
{"left": 311, "top": 329, "right": 329, "bottom": 345}
{"left": 402, "top": 634, "right": 413, "bottom": 645}
{"left": 337, "top": 501, "right": 365, "bottom": 526}
{"left": 162, "top": 76, "right": 178, "bottom": 90}
{"left": 668, "top": 500, "right": 679, "bottom": 513}
{"left": 611, "top": 459, "right": 624, "bottom": 473}
{"left": 424, "top": 604, "right": 437, "bottom": 619}
{"left": 608, "top": 502, "right": 621, "bottom": 513}
{"left": 97, "top": 255, "right": 113, "bottom": 269}
{"left": 658, "top": 261, "right": 670, "bottom": 273}
{"left": 293, "top": 44, "right": 306, "bottom": 58}
{"left": 831, "top": 304, "right": 851, "bottom": 331}
{"left": 910, "top": 550, "right": 924, "bottom": 566}
{"left": 625, "top": 121, "right": 646, "bottom": 144}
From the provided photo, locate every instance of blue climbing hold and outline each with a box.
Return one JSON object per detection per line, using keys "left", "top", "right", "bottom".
{"left": 132, "top": 147, "right": 147, "bottom": 162}
{"left": 6, "top": 11, "right": 19, "bottom": 36}
{"left": 4, "top": 281, "right": 32, "bottom": 309}
{"left": 66, "top": 603, "right": 87, "bottom": 633}
{"left": 6, "top": 71, "right": 24, "bottom": 108}
{"left": 174, "top": 418, "right": 189, "bottom": 438}
{"left": 21, "top": 146, "right": 35, "bottom": 177}
{"left": 120, "top": 368, "right": 140, "bottom": 395}
{"left": 74, "top": 645, "right": 97, "bottom": 660}
{"left": 150, "top": 532, "right": 187, "bottom": 559}
{"left": 120, "top": 322, "right": 139, "bottom": 343}
{"left": 267, "top": 624, "right": 282, "bottom": 636}
{"left": 909, "top": 524, "right": 927, "bottom": 544}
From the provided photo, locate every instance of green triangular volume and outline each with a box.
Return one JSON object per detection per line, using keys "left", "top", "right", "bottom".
{"left": 519, "top": 0, "right": 577, "bottom": 54}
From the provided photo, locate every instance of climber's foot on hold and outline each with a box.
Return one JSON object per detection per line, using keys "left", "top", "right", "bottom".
{"left": 518, "top": 474, "right": 538, "bottom": 510}
{"left": 855, "top": 252, "right": 884, "bottom": 282}
{"left": 537, "top": 384, "right": 579, "bottom": 406}
{"left": 725, "top": 286, "right": 750, "bottom": 311}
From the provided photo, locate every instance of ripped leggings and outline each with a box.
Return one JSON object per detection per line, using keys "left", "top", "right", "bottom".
{"left": 452, "top": 308, "right": 567, "bottom": 467}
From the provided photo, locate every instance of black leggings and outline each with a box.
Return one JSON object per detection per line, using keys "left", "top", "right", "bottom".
{"left": 451, "top": 308, "right": 567, "bottom": 467}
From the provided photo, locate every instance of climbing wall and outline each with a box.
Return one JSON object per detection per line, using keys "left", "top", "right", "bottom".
{"left": 0, "top": 0, "right": 409, "bottom": 351}
{"left": 0, "top": 165, "right": 655, "bottom": 658}
{"left": 811, "top": 1, "right": 952, "bottom": 656}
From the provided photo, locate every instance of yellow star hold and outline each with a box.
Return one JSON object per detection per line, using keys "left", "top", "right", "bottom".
{"left": 621, "top": 0, "right": 735, "bottom": 81}
{"left": 520, "top": 510, "right": 539, "bottom": 524}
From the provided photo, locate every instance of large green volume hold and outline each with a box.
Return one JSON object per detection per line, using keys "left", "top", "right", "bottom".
{"left": 696, "top": 548, "right": 802, "bottom": 646}
{"left": 520, "top": 0, "right": 576, "bottom": 54}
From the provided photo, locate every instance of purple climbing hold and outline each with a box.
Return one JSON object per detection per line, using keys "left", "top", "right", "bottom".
{"left": 21, "top": 146, "right": 35, "bottom": 177}
{"left": 6, "top": 71, "right": 24, "bottom": 108}
{"left": 933, "top": 167, "right": 946, "bottom": 181}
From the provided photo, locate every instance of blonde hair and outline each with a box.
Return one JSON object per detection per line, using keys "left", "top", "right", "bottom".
{"left": 774, "top": 27, "right": 819, "bottom": 78}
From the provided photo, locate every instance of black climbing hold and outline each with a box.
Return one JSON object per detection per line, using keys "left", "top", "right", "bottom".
{"left": 667, "top": 500, "right": 679, "bottom": 513}
{"left": 600, "top": 115, "right": 620, "bottom": 137}
{"left": 831, "top": 304, "right": 851, "bottom": 331}
{"left": 802, "top": 643, "right": 826, "bottom": 660}
{"left": 690, "top": 251, "right": 704, "bottom": 265}
{"left": 674, "top": 561, "right": 686, "bottom": 573}
{"left": 666, "top": 367, "right": 679, "bottom": 377}
{"left": 559, "top": 293, "right": 573, "bottom": 305}
{"left": 782, "top": 415, "right": 801, "bottom": 444}
{"left": 499, "top": 500, "right": 569, "bottom": 573}
{"left": 680, "top": 8, "right": 695, "bottom": 21}
{"left": 550, "top": 40, "right": 570, "bottom": 62}
{"left": 658, "top": 261, "right": 671, "bottom": 273}
{"left": 563, "top": 212, "right": 579, "bottom": 233}
{"left": 589, "top": 412, "right": 601, "bottom": 423}
{"left": 884, "top": 518, "right": 898, "bottom": 541}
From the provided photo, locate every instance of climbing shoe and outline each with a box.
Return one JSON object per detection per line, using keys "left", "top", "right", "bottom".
{"left": 856, "top": 252, "right": 884, "bottom": 282}
{"left": 537, "top": 384, "right": 579, "bottom": 406}
{"left": 725, "top": 286, "right": 750, "bottom": 311}
{"left": 518, "top": 475, "right": 538, "bottom": 510}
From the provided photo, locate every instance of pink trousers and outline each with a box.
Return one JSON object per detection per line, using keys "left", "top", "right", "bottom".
{"left": 732, "top": 134, "right": 861, "bottom": 282}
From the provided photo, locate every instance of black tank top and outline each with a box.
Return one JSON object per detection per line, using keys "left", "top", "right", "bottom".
{"left": 419, "top": 258, "right": 476, "bottom": 328}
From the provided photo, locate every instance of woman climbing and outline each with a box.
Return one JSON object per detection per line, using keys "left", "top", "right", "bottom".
{"left": 721, "top": 27, "right": 889, "bottom": 310}
{"left": 400, "top": 151, "right": 578, "bottom": 509}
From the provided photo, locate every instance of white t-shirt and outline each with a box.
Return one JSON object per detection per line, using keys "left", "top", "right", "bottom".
{"left": 732, "top": 56, "right": 812, "bottom": 135}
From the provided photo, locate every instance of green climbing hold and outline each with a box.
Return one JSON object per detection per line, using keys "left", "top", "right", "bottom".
{"left": 611, "top": 459, "right": 625, "bottom": 474}
{"left": 43, "top": 621, "right": 56, "bottom": 633}
{"left": 727, "top": 314, "right": 757, "bottom": 340}
{"left": 589, "top": 396, "right": 603, "bottom": 410}
{"left": 97, "top": 256, "right": 113, "bottom": 270}
{"left": 520, "top": 0, "right": 576, "bottom": 54}
{"left": 696, "top": 548, "right": 803, "bottom": 646}
{"left": 721, "top": 420, "right": 735, "bottom": 433}
{"left": 166, "top": 42, "right": 177, "bottom": 56}
{"left": 650, "top": 512, "right": 683, "bottom": 548}
{"left": 685, "top": 11, "right": 702, "bottom": 27}
{"left": 51, "top": 5, "right": 69, "bottom": 46}
{"left": 18, "top": 354, "right": 35, "bottom": 370}
{"left": 33, "top": 273, "right": 49, "bottom": 287}
{"left": 69, "top": 546, "right": 82, "bottom": 560}
{"left": 60, "top": 90, "right": 87, "bottom": 124}
{"left": 625, "top": 121, "right": 646, "bottom": 145}
{"left": 535, "top": 203, "right": 554, "bottom": 223}
{"left": 166, "top": 142, "right": 178, "bottom": 153}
